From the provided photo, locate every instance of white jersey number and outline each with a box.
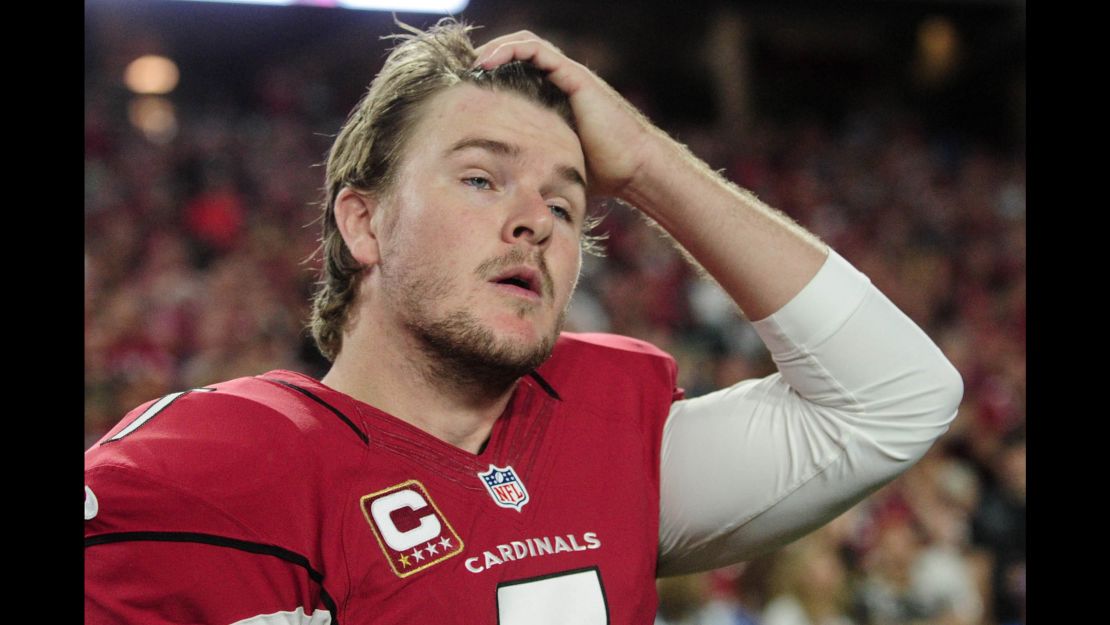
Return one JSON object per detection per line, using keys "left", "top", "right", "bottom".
{"left": 107, "top": 388, "right": 215, "bottom": 442}
{"left": 497, "top": 567, "right": 608, "bottom": 625}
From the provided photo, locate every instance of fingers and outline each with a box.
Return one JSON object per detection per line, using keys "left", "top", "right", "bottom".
{"left": 473, "top": 32, "right": 586, "bottom": 94}
{"left": 471, "top": 30, "right": 652, "bottom": 196}
{"left": 473, "top": 30, "right": 550, "bottom": 66}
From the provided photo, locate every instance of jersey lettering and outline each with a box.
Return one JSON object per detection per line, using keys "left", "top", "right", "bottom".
{"left": 465, "top": 532, "right": 602, "bottom": 573}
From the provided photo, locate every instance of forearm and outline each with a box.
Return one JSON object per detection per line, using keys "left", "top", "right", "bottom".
{"left": 473, "top": 34, "right": 826, "bottom": 322}
{"left": 657, "top": 251, "right": 963, "bottom": 575}
{"left": 620, "top": 132, "right": 828, "bottom": 321}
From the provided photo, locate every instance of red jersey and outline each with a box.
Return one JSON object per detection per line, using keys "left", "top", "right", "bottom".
{"left": 85, "top": 332, "right": 683, "bottom": 624}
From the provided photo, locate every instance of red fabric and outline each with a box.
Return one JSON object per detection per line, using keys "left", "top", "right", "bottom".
{"left": 86, "top": 332, "right": 679, "bottom": 624}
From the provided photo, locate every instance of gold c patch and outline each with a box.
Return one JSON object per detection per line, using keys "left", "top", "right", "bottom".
{"left": 360, "top": 480, "right": 465, "bottom": 578}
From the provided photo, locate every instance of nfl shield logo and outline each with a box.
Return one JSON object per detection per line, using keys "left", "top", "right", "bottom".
{"left": 477, "top": 465, "right": 530, "bottom": 512}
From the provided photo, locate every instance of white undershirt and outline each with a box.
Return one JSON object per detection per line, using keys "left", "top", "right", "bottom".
{"left": 657, "top": 250, "right": 963, "bottom": 575}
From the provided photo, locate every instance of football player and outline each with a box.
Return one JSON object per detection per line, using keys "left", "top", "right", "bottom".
{"left": 85, "top": 19, "right": 962, "bottom": 624}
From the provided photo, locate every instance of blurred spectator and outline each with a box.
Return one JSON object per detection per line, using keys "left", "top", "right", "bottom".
{"left": 720, "top": 556, "right": 777, "bottom": 625}
{"left": 656, "top": 573, "right": 737, "bottom": 625}
{"left": 763, "top": 533, "right": 855, "bottom": 625}
{"left": 971, "top": 430, "right": 1025, "bottom": 625}
{"left": 851, "top": 508, "right": 983, "bottom": 625}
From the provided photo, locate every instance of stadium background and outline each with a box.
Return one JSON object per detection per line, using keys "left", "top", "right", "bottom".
{"left": 84, "top": 1, "right": 1025, "bottom": 623}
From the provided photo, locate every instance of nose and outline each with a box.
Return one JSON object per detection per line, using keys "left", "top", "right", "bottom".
{"left": 501, "top": 189, "right": 554, "bottom": 248}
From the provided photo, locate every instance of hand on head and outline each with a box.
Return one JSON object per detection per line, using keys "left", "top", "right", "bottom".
{"left": 473, "top": 31, "right": 658, "bottom": 199}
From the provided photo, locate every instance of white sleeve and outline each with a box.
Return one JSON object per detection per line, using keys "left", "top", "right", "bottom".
{"left": 657, "top": 250, "right": 963, "bottom": 576}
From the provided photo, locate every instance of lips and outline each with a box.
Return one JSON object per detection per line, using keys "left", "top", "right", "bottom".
{"left": 490, "top": 266, "right": 542, "bottom": 298}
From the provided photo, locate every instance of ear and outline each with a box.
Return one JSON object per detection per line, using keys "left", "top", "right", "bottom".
{"left": 334, "top": 186, "right": 382, "bottom": 267}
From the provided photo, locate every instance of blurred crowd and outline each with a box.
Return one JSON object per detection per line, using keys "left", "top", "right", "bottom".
{"left": 85, "top": 11, "right": 1024, "bottom": 625}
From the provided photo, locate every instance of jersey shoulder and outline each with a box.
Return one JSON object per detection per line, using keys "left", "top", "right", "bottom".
{"left": 85, "top": 371, "right": 365, "bottom": 543}
{"left": 87, "top": 371, "right": 366, "bottom": 461}
{"left": 549, "top": 331, "right": 676, "bottom": 366}
{"left": 539, "top": 332, "right": 682, "bottom": 401}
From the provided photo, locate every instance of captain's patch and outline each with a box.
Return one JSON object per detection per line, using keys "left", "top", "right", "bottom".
{"left": 360, "top": 480, "right": 464, "bottom": 578}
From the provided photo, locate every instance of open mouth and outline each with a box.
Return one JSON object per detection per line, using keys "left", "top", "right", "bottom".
{"left": 499, "top": 277, "right": 531, "bottom": 289}
{"left": 491, "top": 268, "right": 541, "bottom": 298}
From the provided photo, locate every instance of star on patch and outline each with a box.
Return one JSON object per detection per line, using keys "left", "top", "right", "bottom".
{"left": 360, "top": 479, "right": 466, "bottom": 579}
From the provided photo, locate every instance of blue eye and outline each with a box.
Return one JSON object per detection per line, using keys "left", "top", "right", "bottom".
{"left": 550, "top": 205, "right": 573, "bottom": 223}
{"left": 463, "top": 176, "right": 492, "bottom": 190}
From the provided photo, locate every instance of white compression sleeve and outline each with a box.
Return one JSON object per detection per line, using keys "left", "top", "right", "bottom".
{"left": 657, "top": 250, "right": 963, "bottom": 576}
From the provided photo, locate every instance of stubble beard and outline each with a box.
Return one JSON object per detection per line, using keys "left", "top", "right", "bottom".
{"left": 416, "top": 307, "right": 562, "bottom": 393}
{"left": 383, "top": 254, "right": 565, "bottom": 395}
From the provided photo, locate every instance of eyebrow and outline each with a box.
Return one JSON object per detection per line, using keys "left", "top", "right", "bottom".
{"left": 445, "top": 137, "right": 587, "bottom": 191}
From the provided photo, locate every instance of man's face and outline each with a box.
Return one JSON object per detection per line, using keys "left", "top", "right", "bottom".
{"left": 374, "top": 83, "right": 587, "bottom": 383}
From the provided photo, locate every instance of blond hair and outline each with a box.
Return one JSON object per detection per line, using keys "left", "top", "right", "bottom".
{"left": 309, "top": 18, "right": 599, "bottom": 361}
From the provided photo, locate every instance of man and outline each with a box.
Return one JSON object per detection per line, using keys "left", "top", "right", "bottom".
{"left": 85, "top": 19, "right": 962, "bottom": 624}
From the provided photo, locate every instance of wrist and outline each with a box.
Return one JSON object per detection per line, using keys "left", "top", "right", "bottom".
{"left": 616, "top": 130, "right": 713, "bottom": 221}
